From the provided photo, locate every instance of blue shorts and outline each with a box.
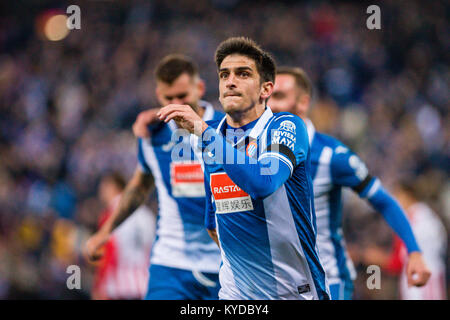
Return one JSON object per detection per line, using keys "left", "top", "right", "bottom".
{"left": 144, "top": 264, "right": 220, "bottom": 300}
{"left": 329, "top": 280, "right": 354, "bottom": 300}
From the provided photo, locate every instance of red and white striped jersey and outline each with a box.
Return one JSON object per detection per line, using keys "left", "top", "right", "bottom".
{"left": 389, "top": 202, "right": 447, "bottom": 300}
{"left": 93, "top": 196, "right": 156, "bottom": 299}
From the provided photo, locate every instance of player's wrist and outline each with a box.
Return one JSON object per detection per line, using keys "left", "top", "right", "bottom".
{"left": 193, "top": 120, "right": 209, "bottom": 136}
{"left": 100, "top": 220, "right": 113, "bottom": 237}
{"left": 408, "top": 251, "right": 422, "bottom": 258}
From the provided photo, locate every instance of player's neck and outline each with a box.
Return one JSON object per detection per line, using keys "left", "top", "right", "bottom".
{"left": 226, "top": 103, "right": 265, "bottom": 128}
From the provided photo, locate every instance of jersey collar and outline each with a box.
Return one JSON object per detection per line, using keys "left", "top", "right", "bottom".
{"left": 199, "top": 100, "right": 215, "bottom": 122}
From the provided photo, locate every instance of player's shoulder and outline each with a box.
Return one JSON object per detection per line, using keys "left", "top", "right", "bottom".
{"left": 211, "top": 109, "right": 225, "bottom": 121}
{"left": 205, "top": 117, "right": 224, "bottom": 129}
{"left": 271, "top": 111, "right": 303, "bottom": 122}
{"left": 269, "top": 111, "right": 306, "bottom": 131}
{"left": 147, "top": 121, "right": 168, "bottom": 135}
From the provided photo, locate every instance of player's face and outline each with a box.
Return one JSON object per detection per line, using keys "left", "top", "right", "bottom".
{"left": 270, "top": 74, "right": 298, "bottom": 114}
{"left": 156, "top": 73, "right": 205, "bottom": 110}
{"left": 218, "top": 54, "right": 266, "bottom": 114}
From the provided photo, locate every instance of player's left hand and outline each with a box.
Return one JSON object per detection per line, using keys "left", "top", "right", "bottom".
{"left": 406, "top": 251, "right": 431, "bottom": 287}
{"left": 157, "top": 104, "right": 208, "bottom": 136}
{"left": 132, "top": 108, "right": 161, "bottom": 138}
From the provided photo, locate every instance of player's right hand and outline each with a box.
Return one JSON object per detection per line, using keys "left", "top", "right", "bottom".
{"left": 84, "top": 230, "right": 110, "bottom": 262}
{"left": 132, "top": 108, "right": 161, "bottom": 138}
{"left": 406, "top": 251, "right": 431, "bottom": 287}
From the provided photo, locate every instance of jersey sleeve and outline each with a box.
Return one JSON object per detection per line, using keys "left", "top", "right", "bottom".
{"left": 329, "top": 142, "right": 421, "bottom": 253}
{"left": 137, "top": 138, "right": 151, "bottom": 173}
{"left": 259, "top": 114, "right": 309, "bottom": 176}
{"left": 330, "top": 144, "right": 376, "bottom": 196}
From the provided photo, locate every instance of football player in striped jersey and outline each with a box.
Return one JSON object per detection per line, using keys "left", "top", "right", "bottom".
{"left": 157, "top": 37, "right": 330, "bottom": 300}
{"left": 269, "top": 66, "right": 431, "bottom": 299}
{"left": 85, "top": 54, "right": 223, "bottom": 300}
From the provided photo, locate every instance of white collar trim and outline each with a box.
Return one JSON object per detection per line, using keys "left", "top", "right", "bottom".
{"left": 304, "top": 118, "right": 315, "bottom": 145}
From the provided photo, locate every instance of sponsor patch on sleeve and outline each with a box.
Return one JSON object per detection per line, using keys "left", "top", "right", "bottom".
{"left": 270, "top": 120, "right": 297, "bottom": 152}
{"left": 210, "top": 172, "right": 254, "bottom": 214}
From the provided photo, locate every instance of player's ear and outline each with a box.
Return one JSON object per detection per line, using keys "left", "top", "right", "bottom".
{"left": 260, "top": 81, "right": 274, "bottom": 101}
{"left": 297, "top": 93, "right": 310, "bottom": 113}
{"left": 197, "top": 78, "right": 206, "bottom": 99}
{"left": 155, "top": 85, "right": 165, "bottom": 106}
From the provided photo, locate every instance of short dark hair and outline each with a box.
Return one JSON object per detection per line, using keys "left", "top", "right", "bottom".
{"left": 215, "top": 37, "right": 276, "bottom": 83}
{"left": 277, "top": 66, "right": 312, "bottom": 97}
{"left": 155, "top": 54, "right": 199, "bottom": 84}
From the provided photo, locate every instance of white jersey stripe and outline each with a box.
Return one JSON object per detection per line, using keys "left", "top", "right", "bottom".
{"left": 263, "top": 185, "right": 318, "bottom": 299}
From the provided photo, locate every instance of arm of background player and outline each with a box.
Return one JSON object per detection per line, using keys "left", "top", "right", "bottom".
{"left": 330, "top": 149, "right": 420, "bottom": 253}
{"left": 200, "top": 120, "right": 302, "bottom": 199}
{"left": 364, "top": 182, "right": 420, "bottom": 253}
{"left": 359, "top": 177, "right": 430, "bottom": 286}
{"left": 203, "top": 169, "right": 220, "bottom": 247}
{"left": 85, "top": 139, "right": 155, "bottom": 261}
{"left": 105, "top": 137, "right": 157, "bottom": 231}
{"left": 106, "top": 167, "right": 154, "bottom": 232}
{"left": 105, "top": 137, "right": 157, "bottom": 230}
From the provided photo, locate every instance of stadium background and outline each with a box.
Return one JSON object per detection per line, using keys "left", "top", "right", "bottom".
{"left": 0, "top": 0, "right": 448, "bottom": 299}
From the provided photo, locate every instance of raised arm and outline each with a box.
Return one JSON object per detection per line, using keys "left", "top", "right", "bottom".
{"left": 157, "top": 105, "right": 307, "bottom": 198}
{"left": 202, "top": 126, "right": 293, "bottom": 199}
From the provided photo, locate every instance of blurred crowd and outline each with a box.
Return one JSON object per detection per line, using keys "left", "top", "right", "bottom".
{"left": 0, "top": 0, "right": 448, "bottom": 299}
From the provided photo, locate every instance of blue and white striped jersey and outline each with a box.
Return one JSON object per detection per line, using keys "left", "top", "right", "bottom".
{"left": 198, "top": 108, "right": 330, "bottom": 300}
{"left": 137, "top": 101, "right": 223, "bottom": 273}
{"left": 305, "top": 119, "right": 380, "bottom": 286}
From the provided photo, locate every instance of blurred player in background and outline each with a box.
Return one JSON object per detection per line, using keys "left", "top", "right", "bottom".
{"left": 364, "top": 180, "right": 447, "bottom": 300}
{"left": 91, "top": 173, "right": 156, "bottom": 300}
{"left": 86, "top": 55, "right": 223, "bottom": 300}
{"left": 156, "top": 37, "right": 330, "bottom": 300}
{"left": 269, "top": 66, "right": 431, "bottom": 300}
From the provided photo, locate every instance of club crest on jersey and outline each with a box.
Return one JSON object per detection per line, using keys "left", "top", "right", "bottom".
{"left": 246, "top": 141, "right": 258, "bottom": 158}
{"left": 279, "top": 120, "right": 296, "bottom": 133}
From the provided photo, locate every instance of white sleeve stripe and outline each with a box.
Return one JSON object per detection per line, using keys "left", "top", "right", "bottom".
{"left": 259, "top": 152, "right": 294, "bottom": 175}
{"left": 274, "top": 114, "right": 295, "bottom": 120}
{"left": 366, "top": 178, "right": 381, "bottom": 199}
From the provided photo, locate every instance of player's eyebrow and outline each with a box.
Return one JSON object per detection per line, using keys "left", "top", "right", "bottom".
{"left": 219, "top": 66, "right": 253, "bottom": 73}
